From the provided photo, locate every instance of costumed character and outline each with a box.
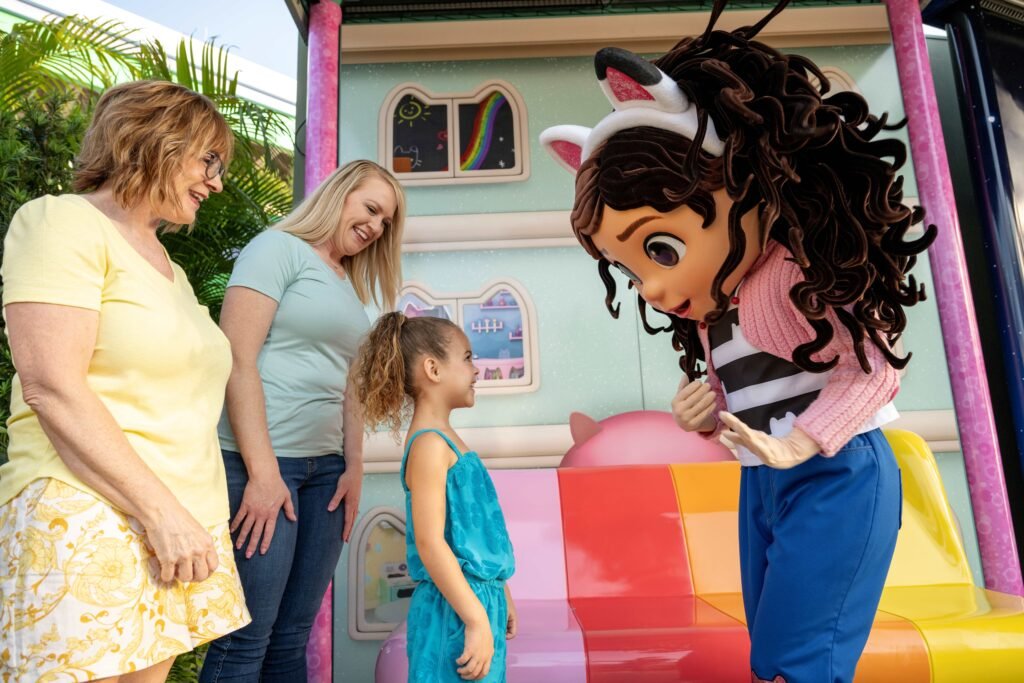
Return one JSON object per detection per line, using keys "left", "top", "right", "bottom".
{"left": 540, "top": 0, "right": 936, "bottom": 680}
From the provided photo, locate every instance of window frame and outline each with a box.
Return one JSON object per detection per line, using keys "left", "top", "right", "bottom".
{"left": 379, "top": 80, "right": 530, "bottom": 186}
{"left": 398, "top": 278, "right": 540, "bottom": 394}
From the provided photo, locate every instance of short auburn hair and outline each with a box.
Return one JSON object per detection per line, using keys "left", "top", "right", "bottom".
{"left": 74, "top": 80, "right": 233, "bottom": 232}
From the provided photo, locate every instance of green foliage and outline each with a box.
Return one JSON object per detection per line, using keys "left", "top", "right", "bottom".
{"left": 0, "top": 15, "right": 294, "bottom": 679}
{"left": 0, "top": 91, "right": 90, "bottom": 455}
{"left": 0, "top": 16, "right": 138, "bottom": 110}
{"left": 165, "top": 645, "right": 208, "bottom": 682}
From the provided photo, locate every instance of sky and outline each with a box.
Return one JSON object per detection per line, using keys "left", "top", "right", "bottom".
{"left": 102, "top": 0, "right": 299, "bottom": 78}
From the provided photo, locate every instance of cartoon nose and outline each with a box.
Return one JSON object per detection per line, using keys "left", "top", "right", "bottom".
{"left": 638, "top": 278, "right": 667, "bottom": 311}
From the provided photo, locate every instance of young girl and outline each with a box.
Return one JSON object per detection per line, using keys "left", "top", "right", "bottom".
{"left": 355, "top": 312, "right": 516, "bottom": 682}
{"left": 541, "top": 0, "right": 935, "bottom": 681}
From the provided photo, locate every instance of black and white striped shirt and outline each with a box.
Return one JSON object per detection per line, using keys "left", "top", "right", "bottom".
{"left": 709, "top": 307, "right": 898, "bottom": 466}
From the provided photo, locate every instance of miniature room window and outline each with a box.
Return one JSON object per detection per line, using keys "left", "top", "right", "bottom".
{"left": 348, "top": 507, "right": 413, "bottom": 640}
{"left": 397, "top": 279, "right": 540, "bottom": 394}
{"left": 380, "top": 81, "right": 529, "bottom": 186}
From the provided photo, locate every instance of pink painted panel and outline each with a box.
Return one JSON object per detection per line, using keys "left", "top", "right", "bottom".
{"left": 490, "top": 469, "right": 570, "bottom": 601}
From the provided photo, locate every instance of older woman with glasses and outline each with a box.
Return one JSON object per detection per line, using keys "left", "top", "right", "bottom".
{"left": 0, "top": 80, "right": 250, "bottom": 683}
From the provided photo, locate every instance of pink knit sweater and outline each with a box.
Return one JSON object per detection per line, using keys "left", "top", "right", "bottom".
{"left": 696, "top": 241, "right": 900, "bottom": 456}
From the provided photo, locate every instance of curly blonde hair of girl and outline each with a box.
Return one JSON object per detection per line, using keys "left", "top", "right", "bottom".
{"left": 354, "top": 312, "right": 462, "bottom": 437}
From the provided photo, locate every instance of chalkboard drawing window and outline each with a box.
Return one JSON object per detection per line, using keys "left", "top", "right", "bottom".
{"left": 347, "top": 507, "right": 413, "bottom": 640}
{"left": 380, "top": 81, "right": 529, "bottom": 186}
{"left": 398, "top": 279, "right": 540, "bottom": 394}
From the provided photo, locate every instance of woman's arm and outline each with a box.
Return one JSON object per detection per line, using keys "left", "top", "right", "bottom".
{"left": 327, "top": 373, "right": 364, "bottom": 542}
{"left": 219, "top": 285, "right": 296, "bottom": 557}
{"left": 6, "top": 302, "right": 218, "bottom": 582}
{"left": 406, "top": 433, "right": 494, "bottom": 680}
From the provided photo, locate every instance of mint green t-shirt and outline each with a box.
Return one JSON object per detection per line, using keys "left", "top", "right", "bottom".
{"left": 218, "top": 230, "right": 371, "bottom": 458}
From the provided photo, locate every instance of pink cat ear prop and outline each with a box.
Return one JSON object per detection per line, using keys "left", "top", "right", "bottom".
{"left": 589, "top": 47, "right": 725, "bottom": 158}
{"left": 599, "top": 65, "right": 687, "bottom": 112}
{"left": 569, "top": 411, "right": 603, "bottom": 445}
{"left": 540, "top": 125, "right": 591, "bottom": 173}
{"left": 540, "top": 47, "right": 725, "bottom": 174}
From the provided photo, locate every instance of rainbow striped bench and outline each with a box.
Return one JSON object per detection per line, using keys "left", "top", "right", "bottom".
{"left": 375, "top": 430, "right": 1024, "bottom": 682}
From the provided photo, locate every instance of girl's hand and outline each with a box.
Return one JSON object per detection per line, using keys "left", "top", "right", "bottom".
{"left": 231, "top": 470, "right": 296, "bottom": 558}
{"left": 718, "top": 412, "right": 820, "bottom": 469}
{"left": 456, "top": 618, "right": 495, "bottom": 680}
{"left": 505, "top": 595, "right": 518, "bottom": 640}
{"left": 328, "top": 464, "right": 363, "bottom": 542}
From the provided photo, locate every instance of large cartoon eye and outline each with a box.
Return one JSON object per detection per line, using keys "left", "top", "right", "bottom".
{"left": 614, "top": 262, "right": 642, "bottom": 287}
{"left": 644, "top": 233, "right": 686, "bottom": 268}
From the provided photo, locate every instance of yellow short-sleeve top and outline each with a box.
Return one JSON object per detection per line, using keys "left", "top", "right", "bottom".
{"left": 0, "top": 194, "right": 232, "bottom": 526}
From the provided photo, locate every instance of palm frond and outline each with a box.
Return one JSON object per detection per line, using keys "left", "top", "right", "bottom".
{"left": 0, "top": 16, "right": 140, "bottom": 111}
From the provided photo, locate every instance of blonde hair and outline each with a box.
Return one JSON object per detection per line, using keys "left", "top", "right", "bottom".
{"left": 275, "top": 160, "right": 406, "bottom": 309}
{"left": 353, "top": 312, "right": 461, "bottom": 436}
{"left": 74, "top": 80, "right": 233, "bottom": 233}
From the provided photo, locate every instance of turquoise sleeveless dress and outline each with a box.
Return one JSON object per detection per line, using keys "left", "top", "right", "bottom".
{"left": 401, "top": 429, "right": 516, "bottom": 683}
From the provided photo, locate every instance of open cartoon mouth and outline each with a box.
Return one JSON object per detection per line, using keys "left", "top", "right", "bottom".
{"left": 670, "top": 300, "right": 691, "bottom": 318}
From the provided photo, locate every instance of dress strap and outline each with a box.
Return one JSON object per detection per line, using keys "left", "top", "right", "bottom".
{"left": 400, "top": 429, "right": 463, "bottom": 490}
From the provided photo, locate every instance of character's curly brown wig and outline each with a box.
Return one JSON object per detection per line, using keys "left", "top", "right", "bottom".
{"left": 571, "top": 0, "right": 937, "bottom": 380}
{"left": 353, "top": 312, "right": 462, "bottom": 437}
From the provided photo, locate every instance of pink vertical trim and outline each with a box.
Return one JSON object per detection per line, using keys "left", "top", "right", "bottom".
{"left": 885, "top": 0, "right": 1023, "bottom": 594}
{"left": 305, "top": 3, "right": 343, "bottom": 681}
{"left": 304, "top": 0, "right": 341, "bottom": 193}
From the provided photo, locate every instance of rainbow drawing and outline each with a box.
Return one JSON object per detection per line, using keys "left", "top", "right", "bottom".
{"left": 459, "top": 92, "right": 509, "bottom": 171}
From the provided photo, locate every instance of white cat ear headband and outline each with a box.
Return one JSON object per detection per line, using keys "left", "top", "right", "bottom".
{"left": 540, "top": 46, "right": 725, "bottom": 173}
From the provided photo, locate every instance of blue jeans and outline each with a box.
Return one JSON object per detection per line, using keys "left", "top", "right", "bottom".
{"left": 200, "top": 450, "right": 347, "bottom": 683}
{"left": 739, "top": 429, "right": 902, "bottom": 683}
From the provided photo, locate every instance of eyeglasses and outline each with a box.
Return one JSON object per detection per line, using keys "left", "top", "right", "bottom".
{"left": 203, "top": 153, "right": 226, "bottom": 180}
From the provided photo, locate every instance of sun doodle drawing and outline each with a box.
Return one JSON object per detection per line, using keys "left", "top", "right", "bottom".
{"left": 395, "top": 96, "right": 432, "bottom": 127}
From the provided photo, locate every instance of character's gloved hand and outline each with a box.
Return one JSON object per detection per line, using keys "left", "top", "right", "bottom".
{"left": 718, "top": 412, "right": 821, "bottom": 469}
{"left": 671, "top": 374, "right": 718, "bottom": 433}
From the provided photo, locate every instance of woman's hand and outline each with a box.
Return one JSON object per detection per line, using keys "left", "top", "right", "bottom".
{"left": 328, "top": 464, "right": 363, "bottom": 542}
{"left": 456, "top": 617, "right": 495, "bottom": 681}
{"left": 144, "top": 504, "right": 220, "bottom": 583}
{"left": 231, "top": 470, "right": 296, "bottom": 558}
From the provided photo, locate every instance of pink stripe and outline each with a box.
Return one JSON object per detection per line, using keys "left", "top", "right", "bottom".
{"left": 304, "top": 1, "right": 341, "bottom": 194}
{"left": 885, "top": 0, "right": 1023, "bottom": 594}
{"left": 304, "top": 3, "right": 343, "bottom": 681}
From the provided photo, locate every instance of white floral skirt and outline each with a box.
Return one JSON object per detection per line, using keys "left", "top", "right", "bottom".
{"left": 0, "top": 478, "right": 251, "bottom": 682}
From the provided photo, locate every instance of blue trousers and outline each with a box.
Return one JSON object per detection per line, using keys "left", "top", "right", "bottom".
{"left": 740, "top": 429, "right": 901, "bottom": 683}
{"left": 200, "top": 450, "right": 347, "bottom": 683}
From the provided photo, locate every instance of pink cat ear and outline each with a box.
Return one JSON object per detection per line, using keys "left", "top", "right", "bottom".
{"left": 596, "top": 47, "right": 688, "bottom": 113}
{"left": 569, "top": 411, "right": 602, "bottom": 446}
{"left": 605, "top": 67, "right": 655, "bottom": 104}
{"left": 540, "top": 125, "right": 591, "bottom": 173}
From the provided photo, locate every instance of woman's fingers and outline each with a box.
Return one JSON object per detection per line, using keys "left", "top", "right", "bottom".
{"left": 235, "top": 511, "right": 256, "bottom": 550}
{"left": 245, "top": 518, "right": 267, "bottom": 559}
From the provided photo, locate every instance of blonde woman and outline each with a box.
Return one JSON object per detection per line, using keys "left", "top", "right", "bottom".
{"left": 201, "top": 160, "right": 405, "bottom": 681}
{"left": 0, "top": 81, "right": 250, "bottom": 682}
